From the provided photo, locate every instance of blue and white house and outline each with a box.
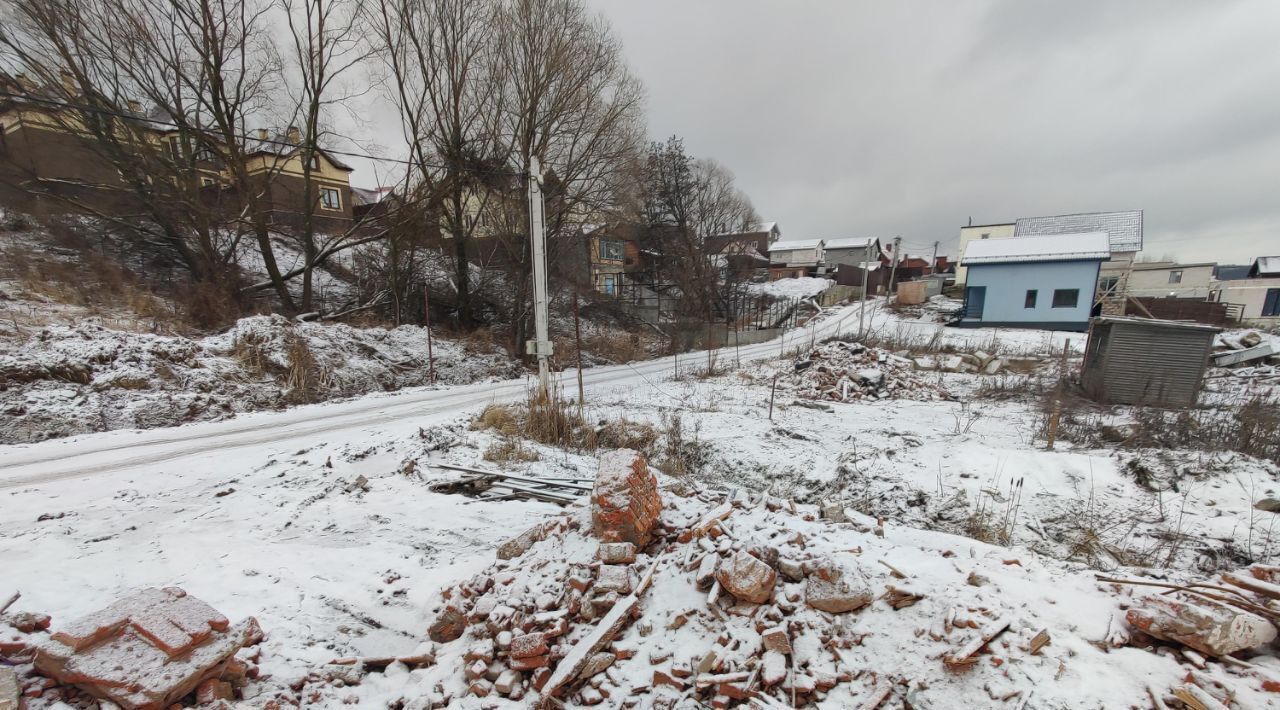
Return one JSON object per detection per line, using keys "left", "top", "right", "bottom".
{"left": 956, "top": 233, "right": 1111, "bottom": 331}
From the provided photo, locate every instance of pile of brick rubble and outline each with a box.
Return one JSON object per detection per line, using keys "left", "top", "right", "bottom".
{"left": 374, "top": 449, "right": 1280, "bottom": 709}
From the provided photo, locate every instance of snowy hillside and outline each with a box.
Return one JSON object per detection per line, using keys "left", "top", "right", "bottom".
{"left": 0, "top": 314, "right": 521, "bottom": 444}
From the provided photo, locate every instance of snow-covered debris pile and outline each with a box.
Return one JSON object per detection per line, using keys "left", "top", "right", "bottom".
{"left": 923, "top": 294, "right": 963, "bottom": 316}
{"left": 747, "top": 277, "right": 832, "bottom": 300}
{"left": 1, "top": 587, "right": 265, "bottom": 709}
{"left": 786, "top": 341, "right": 952, "bottom": 402}
{"left": 0, "top": 314, "right": 520, "bottom": 443}
{"left": 350, "top": 449, "right": 1280, "bottom": 709}
{"left": 1212, "top": 330, "right": 1280, "bottom": 369}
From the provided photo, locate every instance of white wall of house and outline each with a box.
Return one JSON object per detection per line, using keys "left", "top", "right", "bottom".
{"left": 770, "top": 246, "right": 824, "bottom": 266}
{"left": 955, "top": 224, "right": 1015, "bottom": 284}
{"left": 1126, "top": 263, "right": 1215, "bottom": 299}
{"left": 1212, "top": 278, "right": 1280, "bottom": 324}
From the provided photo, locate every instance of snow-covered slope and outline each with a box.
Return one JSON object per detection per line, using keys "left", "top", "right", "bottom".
{"left": 0, "top": 314, "right": 520, "bottom": 444}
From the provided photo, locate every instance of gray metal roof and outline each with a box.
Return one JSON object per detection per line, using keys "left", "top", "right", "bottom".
{"left": 960, "top": 232, "right": 1110, "bottom": 265}
{"left": 1014, "top": 210, "right": 1143, "bottom": 253}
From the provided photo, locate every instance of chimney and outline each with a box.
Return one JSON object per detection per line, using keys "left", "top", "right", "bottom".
{"left": 127, "top": 100, "right": 142, "bottom": 114}
{"left": 257, "top": 128, "right": 268, "bottom": 140}
{"left": 286, "top": 125, "right": 301, "bottom": 143}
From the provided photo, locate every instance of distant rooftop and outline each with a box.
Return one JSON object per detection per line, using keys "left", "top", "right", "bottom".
{"left": 1014, "top": 210, "right": 1143, "bottom": 253}
{"left": 1250, "top": 256, "right": 1280, "bottom": 277}
{"left": 823, "top": 237, "right": 878, "bottom": 251}
{"left": 769, "top": 239, "right": 824, "bottom": 251}
{"left": 960, "top": 232, "right": 1110, "bottom": 265}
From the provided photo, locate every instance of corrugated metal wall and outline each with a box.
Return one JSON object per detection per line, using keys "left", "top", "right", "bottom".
{"left": 1082, "top": 321, "right": 1214, "bottom": 407}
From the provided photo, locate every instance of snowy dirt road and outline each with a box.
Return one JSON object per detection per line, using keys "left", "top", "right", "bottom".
{"left": 0, "top": 305, "right": 875, "bottom": 491}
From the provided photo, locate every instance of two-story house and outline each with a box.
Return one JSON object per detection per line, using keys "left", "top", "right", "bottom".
{"left": 0, "top": 72, "right": 355, "bottom": 232}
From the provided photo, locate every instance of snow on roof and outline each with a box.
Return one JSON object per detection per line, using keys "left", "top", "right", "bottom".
{"left": 1253, "top": 256, "right": 1280, "bottom": 276}
{"left": 769, "top": 239, "right": 824, "bottom": 252}
{"left": 823, "top": 237, "right": 877, "bottom": 251}
{"left": 1014, "top": 210, "right": 1143, "bottom": 253}
{"left": 751, "top": 221, "right": 779, "bottom": 234}
{"left": 960, "top": 232, "right": 1110, "bottom": 265}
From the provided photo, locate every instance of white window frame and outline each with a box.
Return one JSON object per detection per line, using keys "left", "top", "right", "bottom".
{"left": 319, "top": 187, "right": 341, "bottom": 211}
{"left": 1168, "top": 270, "right": 1183, "bottom": 284}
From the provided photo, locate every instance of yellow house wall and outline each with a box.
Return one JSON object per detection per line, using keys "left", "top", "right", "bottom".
{"left": 955, "top": 223, "right": 1015, "bottom": 284}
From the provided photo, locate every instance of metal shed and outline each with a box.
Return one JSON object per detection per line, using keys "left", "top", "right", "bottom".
{"left": 1081, "top": 316, "right": 1220, "bottom": 407}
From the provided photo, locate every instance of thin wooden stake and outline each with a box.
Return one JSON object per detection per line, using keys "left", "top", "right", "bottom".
{"left": 424, "top": 288, "right": 435, "bottom": 384}
{"left": 769, "top": 373, "right": 779, "bottom": 420}
{"left": 573, "top": 290, "right": 585, "bottom": 413}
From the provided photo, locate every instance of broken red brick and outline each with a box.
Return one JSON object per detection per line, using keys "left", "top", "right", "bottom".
{"left": 653, "top": 670, "right": 686, "bottom": 690}
{"left": 591, "top": 449, "right": 662, "bottom": 547}
{"left": 509, "top": 632, "right": 548, "bottom": 659}
{"left": 510, "top": 654, "right": 550, "bottom": 671}
{"left": 33, "top": 588, "right": 253, "bottom": 710}
{"left": 196, "top": 678, "right": 234, "bottom": 704}
{"left": 427, "top": 606, "right": 466, "bottom": 644}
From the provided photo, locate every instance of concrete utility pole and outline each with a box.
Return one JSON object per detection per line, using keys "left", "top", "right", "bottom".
{"left": 527, "top": 156, "right": 552, "bottom": 396}
{"left": 858, "top": 239, "right": 872, "bottom": 337}
{"left": 886, "top": 235, "right": 902, "bottom": 301}
{"left": 931, "top": 240, "right": 939, "bottom": 275}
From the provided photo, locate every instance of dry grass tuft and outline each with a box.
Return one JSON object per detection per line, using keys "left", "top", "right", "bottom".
{"left": 474, "top": 404, "right": 520, "bottom": 436}
{"left": 484, "top": 436, "right": 541, "bottom": 463}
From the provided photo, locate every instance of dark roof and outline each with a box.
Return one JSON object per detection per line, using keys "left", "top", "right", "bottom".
{"left": 1214, "top": 264, "right": 1251, "bottom": 281}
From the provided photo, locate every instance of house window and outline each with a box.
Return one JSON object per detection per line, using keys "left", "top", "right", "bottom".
{"left": 1052, "top": 289, "right": 1079, "bottom": 308}
{"left": 1168, "top": 270, "right": 1183, "bottom": 284}
{"left": 1263, "top": 288, "right": 1280, "bottom": 317}
{"left": 1024, "top": 290, "right": 1037, "bottom": 308}
{"left": 319, "top": 187, "right": 341, "bottom": 210}
{"left": 200, "top": 177, "right": 215, "bottom": 187}
{"left": 167, "top": 136, "right": 181, "bottom": 160}
{"left": 602, "top": 274, "right": 616, "bottom": 295}
{"left": 980, "top": 233, "right": 990, "bottom": 240}
{"left": 1099, "top": 276, "right": 1120, "bottom": 294}
{"left": 599, "top": 239, "right": 624, "bottom": 261}
{"left": 309, "top": 154, "right": 321, "bottom": 171}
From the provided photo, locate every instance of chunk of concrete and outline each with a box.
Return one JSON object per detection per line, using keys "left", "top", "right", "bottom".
{"left": 715, "top": 551, "right": 777, "bottom": 605}
{"left": 804, "top": 564, "right": 872, "bottom": 614}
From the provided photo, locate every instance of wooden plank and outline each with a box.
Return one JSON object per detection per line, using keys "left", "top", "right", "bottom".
{"left": 484, "top": 481, "right": 581, "bottom": 504}
{"left": 943, "top": 618, "right": 1010, "bottom": 667}
{"left": 1172, "top": 684, "right": 1228, "bottom": 710}
{"left": 855, "top": 683, "right": 892, "bottom": 710}
{"left": 433, "top": 464, "right": 594, "bottom": 492}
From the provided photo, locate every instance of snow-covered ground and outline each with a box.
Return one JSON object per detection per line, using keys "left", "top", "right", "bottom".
{"left": 0, "top": 312, "right": 521, "bottom": 444}
{"left": 747, "top": 276, "right": 832, "bottom": 300}
{"left": 2, "top": 301, "right": 1277, "bottom": 708}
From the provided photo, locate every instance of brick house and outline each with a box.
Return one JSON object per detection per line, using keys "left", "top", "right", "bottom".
{"left": 0, "top": 73, "right": 355, "bottom": 233}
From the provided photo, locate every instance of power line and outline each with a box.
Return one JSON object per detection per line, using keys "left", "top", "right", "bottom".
{"left": 0, "top": 89, "right": 525, "bottom": 178}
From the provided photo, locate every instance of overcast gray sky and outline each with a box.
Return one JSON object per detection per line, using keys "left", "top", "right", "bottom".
{"left": 581, "top": 0, "right": 1280, "bottom": 264}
